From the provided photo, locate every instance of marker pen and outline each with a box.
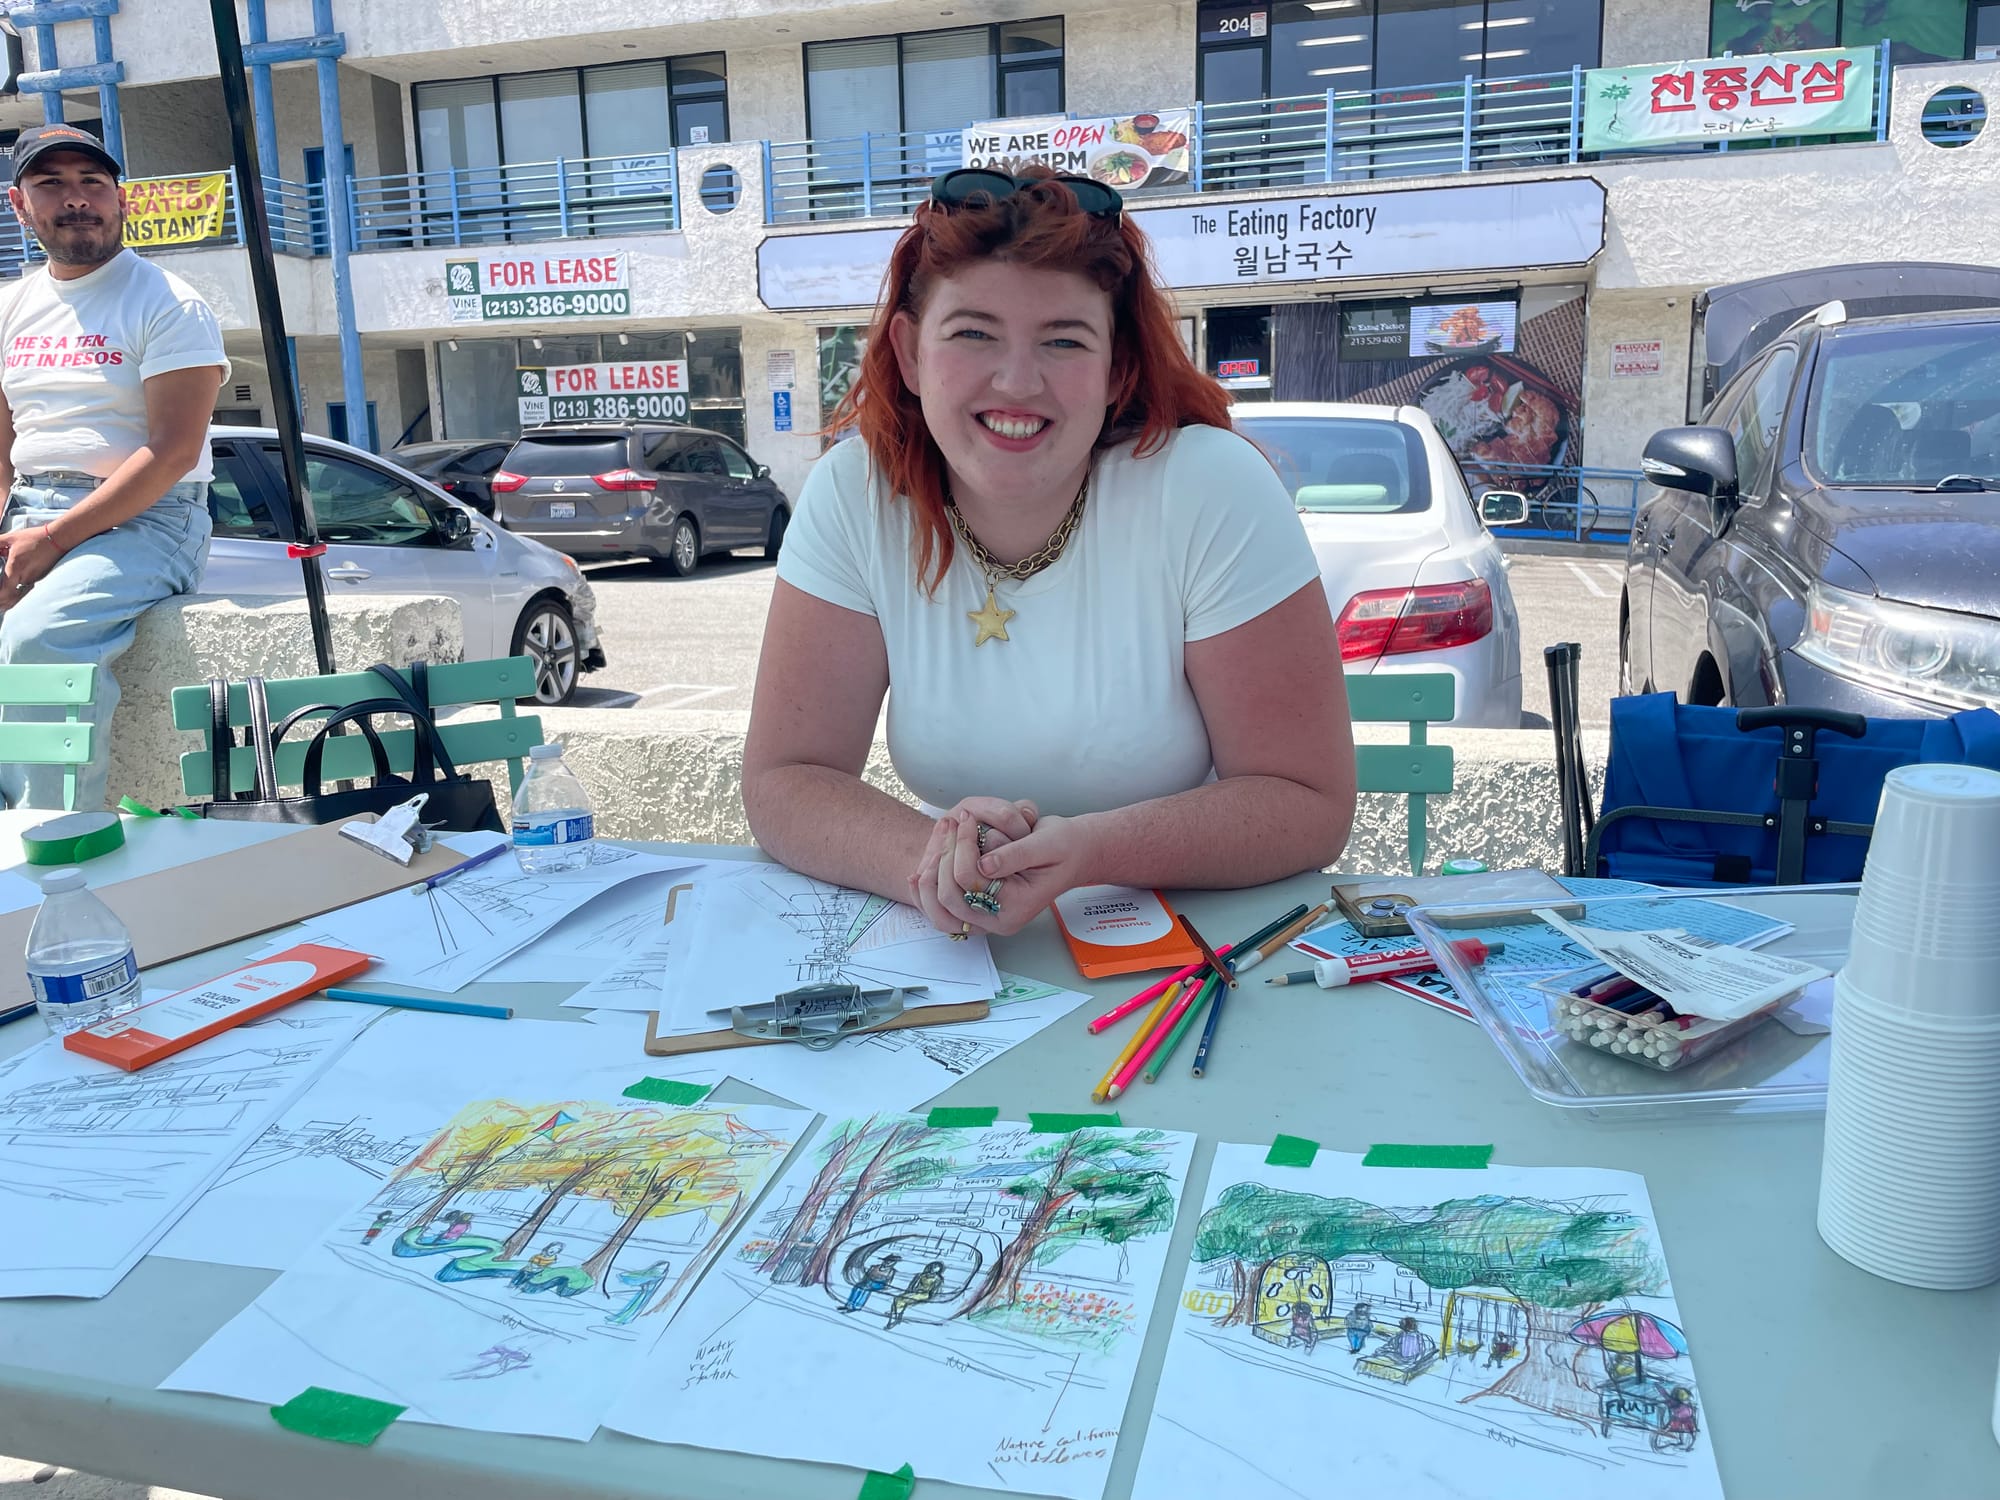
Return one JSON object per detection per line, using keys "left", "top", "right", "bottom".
{"left": 1265, "top": 938, "right": 1504, "bottom": 988}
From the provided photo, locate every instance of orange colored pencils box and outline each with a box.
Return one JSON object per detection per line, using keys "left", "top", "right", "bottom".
{"left": 1050, "top": 885, "right": 1201, "bottom": 979}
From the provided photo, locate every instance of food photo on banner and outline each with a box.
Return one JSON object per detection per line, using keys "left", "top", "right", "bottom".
{"left": 961, "top": 108, "right": 1192, "bottom": 192}
{"left": 1331, "top": 286, "right": 1587, "bottom": 506}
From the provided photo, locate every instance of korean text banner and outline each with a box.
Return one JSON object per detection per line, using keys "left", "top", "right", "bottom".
{"left": 1581, "top": 46, "right": 1875, "bottom": 153}
{"left": 122, "top": 174, "right": 227, "bottom": 247}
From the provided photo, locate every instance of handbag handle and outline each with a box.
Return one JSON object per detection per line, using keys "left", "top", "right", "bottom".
{"left": 245, "top": 676, "right": 281, "bottom": 802}
{"left": 207, "top": 678, "right": 236, "bottom": 802}
{"left": 363, "top": 661, "right": 467, "bottom": 785}
{"left": 291, "top": 697, "right": 411, "bottom": 796}
{"left": 271, "top": 697, "right": 394, "bottom": 793}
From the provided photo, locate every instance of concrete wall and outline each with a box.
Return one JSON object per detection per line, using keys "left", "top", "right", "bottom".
{"left": 117, "top": 80, "right": 233, "bottom": 178}
{"left": 727, "top": 44, "right": 806, "bottom": 147}
{"left": 1579, "top": 289, "right": 1697, "bottom": 470}
{"left": 294, "top": 342, "right": 426, "bottom": 442}
{"left": 737, "top": 316, "right": 830, "bottom": 502}
{"left": 1065, "top": 4, "right": 1196, "bottom": 117}
{"left": 1601, "top": 0, "right": 1709, "bottom": 68}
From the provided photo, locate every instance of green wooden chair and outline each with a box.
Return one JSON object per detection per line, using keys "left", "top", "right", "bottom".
{"left": 171, "top": 656, "right": 544, "bottom": 803}
{"left": 0, "top": 663, "right": 97, "bottom": 812}
{"left": 1346, "top": 672, "right": 1456, "bottom": 876}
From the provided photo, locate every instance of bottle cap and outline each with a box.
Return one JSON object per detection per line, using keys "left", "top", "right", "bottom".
{"left": 529, "top": 743, "right": 562, "bottom": 759}
{"left": 1439, "top": 857, "right": 1489, "bottom": 876}
{"left": 38, "top": 866, "right": 86, "bottom": 893}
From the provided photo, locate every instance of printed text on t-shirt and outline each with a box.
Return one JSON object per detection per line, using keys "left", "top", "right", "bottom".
{"left": 7, "top": 334, "right": 126, "bottom": 368}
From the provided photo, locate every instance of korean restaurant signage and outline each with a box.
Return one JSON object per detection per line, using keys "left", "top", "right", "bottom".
{"left": 962, "top": 110, "right": 1193, "bottom": 191}
{"left": 1581, "top": 46, "right": 1875, "bottom": 153}
{"left": 1131, "top": 178, "right": 1604, "bottom": 291}
{"left": 445, "top": 250, "right": 631, "bottom": 323}
{"left": 516, "top": 360, "right": 688, "bottom": 424}
{"left": 122, "top": 173, "right": 228, "bottom": 246}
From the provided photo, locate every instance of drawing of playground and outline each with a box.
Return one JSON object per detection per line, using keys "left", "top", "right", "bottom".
{"left": 1133, "top": 1150, "right": 1723, "bottom": 1500}
{"left": 614, "top": 1115, "right": 1194, "bottom": 1494}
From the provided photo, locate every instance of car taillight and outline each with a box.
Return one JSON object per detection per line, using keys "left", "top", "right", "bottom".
{"left": 593, "top": 468, "right": 654, "bottom": 491}
{"left": 1336, "top": 578, "right": 1493, "bottom": 664}
{"left": 491, "top": 470, "right": 528, "bottom": 494}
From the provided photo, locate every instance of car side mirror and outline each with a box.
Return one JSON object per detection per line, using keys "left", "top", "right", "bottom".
{"left": 439, "top": 506, "right": 473, "bottom": 545}
{"left": 754, "top": 464, "right": 771, "bottom": 480}
{"left": 1642, "top": 426, "right": 1738, "bottom": 500}
{"left": 1478, "top": 490, "right": 1528, "bottom": 526}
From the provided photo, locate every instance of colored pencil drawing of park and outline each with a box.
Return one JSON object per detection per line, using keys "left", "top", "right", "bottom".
{"left": 162, "top": 1097, "right": 808, "bottom": 1440}
{"left": 1132, "top": 1147, "right": 1725, "bottom": 1500}
{"left": 608, "top": 1114, "right": 1195, "bottom": 1499}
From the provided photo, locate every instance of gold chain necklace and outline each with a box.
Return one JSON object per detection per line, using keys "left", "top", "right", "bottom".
{"left": 946, "top": 474, "right": 1089, "bottom": 647}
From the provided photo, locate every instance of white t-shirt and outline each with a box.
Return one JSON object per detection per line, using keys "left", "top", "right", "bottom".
{"left": 0, "top": 249, "right": 228, "bottom": 482}
{"left": 778, "top": 424, "right": 1321, "bottom": 818}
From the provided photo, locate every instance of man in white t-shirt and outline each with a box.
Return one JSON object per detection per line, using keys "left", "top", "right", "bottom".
{"left": 0, "top": 124, "right": 228, "bottom": 810}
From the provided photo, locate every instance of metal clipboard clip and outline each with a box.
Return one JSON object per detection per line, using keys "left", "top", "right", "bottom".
{"left": 720, "top": 983, "right": 930, "bottom": 1050}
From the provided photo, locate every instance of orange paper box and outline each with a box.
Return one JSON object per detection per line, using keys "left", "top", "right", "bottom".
{"left": 1050, "top": 884, "right": 1202, "bottom": 979}
{"left": 63, "top": 943, "right": 371, "bottom": 1072}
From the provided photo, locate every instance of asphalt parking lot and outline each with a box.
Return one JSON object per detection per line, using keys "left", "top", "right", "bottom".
{"left": 556, "top": 547, "right": 1626, "bottom": 731}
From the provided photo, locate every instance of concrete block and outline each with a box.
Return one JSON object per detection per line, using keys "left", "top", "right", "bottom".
{"left": 108, "top": 593, "right": 463, "bottom": 811}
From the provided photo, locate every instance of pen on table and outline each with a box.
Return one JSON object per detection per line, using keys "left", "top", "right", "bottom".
{"left": 1175, "top": 915, "right": 1236, "bottom": 988}
{"left": 1264, "top": 938, "right": 1506, "bottom": 988}
{"left": 1092, "top": 973, "right": 1193, "bottom": 1104}
{"left": 1087, "top": 943, "right": 1235, "bottom": 1034}
{"left": 416, "top": 841, "right": 511, "bottom": 892}
{"left": 1228, "top": 901, "right": 1331, "bottom": 976}
{"left": 0, "top": 999, "right": 39, "bottom": 1028}
{"left": 323, "top": 987, "right": 513, "bottom": 1020}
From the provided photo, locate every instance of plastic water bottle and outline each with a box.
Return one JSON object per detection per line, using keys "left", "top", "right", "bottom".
{"left": 512, "top": 742, "right": 595, "bottom": 873}
{"left": 26, "top": 867, "right": 142, "bottom": 1036}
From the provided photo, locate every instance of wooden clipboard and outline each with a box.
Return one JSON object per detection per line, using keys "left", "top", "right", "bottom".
{"left": 641, "top": 881, "right": 990, "bottom": 1057}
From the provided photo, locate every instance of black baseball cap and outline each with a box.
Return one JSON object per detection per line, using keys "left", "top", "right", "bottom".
{"left": 11, "top": 124, "right": 122, "bottom": 184}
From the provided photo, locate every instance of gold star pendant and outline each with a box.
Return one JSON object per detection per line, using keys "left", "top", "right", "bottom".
{"left": 968, "top": 585, "right": 1015, "bottom": 647}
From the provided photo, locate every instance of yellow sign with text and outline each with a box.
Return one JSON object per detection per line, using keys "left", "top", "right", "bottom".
{"left": 122, "top": 173, "right": 228, "bottom": 247}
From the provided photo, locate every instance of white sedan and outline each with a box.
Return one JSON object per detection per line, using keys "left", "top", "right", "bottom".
{"left": 1233, "top": 402, "right": 1524, "bottom": 728}
{"left": 196, "top": 428, "right": 606, "bottom": 705}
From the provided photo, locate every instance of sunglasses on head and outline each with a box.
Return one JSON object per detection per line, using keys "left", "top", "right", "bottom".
{"left": 929, "top": 168, "right": 1124, "bottom": 221}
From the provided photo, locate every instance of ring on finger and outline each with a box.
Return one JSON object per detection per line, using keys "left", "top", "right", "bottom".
{"left": 949, "top": 921, "right": 971, "bottom": 942}
{"left": 975, "top": 821, "right": 992, "bottom": 854}
{"left": 962, "top": 879, "right": 1003, "bottom": 915}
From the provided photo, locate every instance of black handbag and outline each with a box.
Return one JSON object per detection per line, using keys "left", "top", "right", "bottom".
{"left": 194, "top": 661, "right": 504, "bottom": 833}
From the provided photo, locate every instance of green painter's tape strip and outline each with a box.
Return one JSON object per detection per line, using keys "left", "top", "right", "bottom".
{"left": 623, "top": 1077, "right": 713, "bottom": 1105}
{"left": 1362, "top": 1143, "right": 1493, "bottom": 1169}
{"left": 270, "top": 1386, "right": 405, "bottom": 1446}
{"left": 927, "top": 1106, "right": 999, "bottom": 1128}
{"left": 856, "top": 1464, "right": 916, "bottom": 1500}
{"left": 1029, "top": 1112, "right": 1120, "bottom": 1133}
{"left": 1266, "top": 1134, "right": 1320, "bottom": 1168}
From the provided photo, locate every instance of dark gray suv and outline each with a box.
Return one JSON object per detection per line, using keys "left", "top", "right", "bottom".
{"left": 494, "top": 423, "right": 791, "bottom": 575}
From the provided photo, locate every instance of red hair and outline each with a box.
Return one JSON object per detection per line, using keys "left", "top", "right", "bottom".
{"left": 828, "top": 171, "right": 1234, "bottom": 592}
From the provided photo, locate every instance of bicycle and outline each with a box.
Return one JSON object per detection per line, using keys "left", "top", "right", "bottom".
{"left": 1530, "top": 478, "right": 1600, "bottom": 539}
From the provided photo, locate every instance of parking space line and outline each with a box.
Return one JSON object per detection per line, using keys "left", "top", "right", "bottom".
{"left": 1597, "top": 562, "right": 1623, "bottom": 589}
{"left": 1564, "top": 562, "right": 1609, "bottom": 599}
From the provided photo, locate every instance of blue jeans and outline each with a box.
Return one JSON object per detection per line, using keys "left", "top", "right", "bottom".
{"left": 0, "top": 479, "right": 210, "bottom": 811}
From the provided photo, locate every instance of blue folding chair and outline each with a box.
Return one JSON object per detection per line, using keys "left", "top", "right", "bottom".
{"left": 1573, "top": 690, "right": 2000, "bottom": 887}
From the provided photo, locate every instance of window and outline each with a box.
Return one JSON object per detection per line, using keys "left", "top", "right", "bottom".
{"left": 269, "top": 449, "right": 442, "bottom": 547}
{"left": 671, "top": 54, "right": 729, "bottom": 146}
{"left": 206, "top": 446, "right": 278, "bottom": 540}
{"left": 1711, "top": 0, "right": 1971, "bottom": 65}
{"left": 1231, "top": 415, "right": 1434, "bottom": 514}
{"left": 805, "top": 19, "right": 1065, "bottom": 139}
{"left": 645, "top": 431, "right": 698, "bottom": 470}
{"left": 718, "top": 441, "right": 756, "bottom": 480}
{"left": 1197, "top": 0, "right": 1601, "bottom": 101}
{"left": 1808, "top": 320, "right": 2000, "bottom": 485}
{"left": 1726, "top": 348, "right": 1797, "bottom": 498}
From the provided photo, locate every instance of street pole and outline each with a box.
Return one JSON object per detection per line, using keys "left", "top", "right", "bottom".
{"left": 207, "top": 0, "right": 337, "bottom": 675}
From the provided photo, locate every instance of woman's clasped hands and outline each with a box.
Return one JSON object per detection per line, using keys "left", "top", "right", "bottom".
{"left": 908, "top": 797, "right": 1099, "bottom": 938}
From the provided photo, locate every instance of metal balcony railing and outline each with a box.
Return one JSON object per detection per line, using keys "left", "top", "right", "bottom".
{"left": 1475, "top": 462, "right": 1649, "bottom": 544}
{"left": 347, "top": 152, "right": 681, "bottom": 252}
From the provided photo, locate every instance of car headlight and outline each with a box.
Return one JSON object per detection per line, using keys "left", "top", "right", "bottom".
{"left": 1797, "top": 580, "right": 2000, "bottom": 709}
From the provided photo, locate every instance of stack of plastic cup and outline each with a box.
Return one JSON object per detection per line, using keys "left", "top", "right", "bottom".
{"left": 1818, "top": 762, "right": 2000, "bottom": 1291}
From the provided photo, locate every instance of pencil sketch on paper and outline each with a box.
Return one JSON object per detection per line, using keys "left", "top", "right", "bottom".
{"left": 0, "top": 1004, "right": 368, "bottom": 1299}
{"left": 607, "top": 1115, "right": 1194, "bottom": 1498}
{"left": 161, "top": 1096, "right": 807, "bottom": 1440}
{"left": 1131, "top": 1148, "right": 1723, "bottom": 1500}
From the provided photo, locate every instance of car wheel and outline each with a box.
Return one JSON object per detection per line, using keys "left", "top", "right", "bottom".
{"left": 663, "top": 515, "right": 699, "bottom": 577}
{"left": 764, "top": 506, "right": 789, "bottom": 561}
{"left": 512, "top": 598, "right": 580, "bottom": 706}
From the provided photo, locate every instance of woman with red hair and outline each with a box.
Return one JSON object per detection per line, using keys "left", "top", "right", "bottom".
{"left": 743, "top": 168, "right": 1355, "bottom": 937}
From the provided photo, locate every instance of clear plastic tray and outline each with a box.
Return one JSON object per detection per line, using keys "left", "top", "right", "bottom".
{"left": 1406, "top": 884, "right": 1857, "bottom": 1116}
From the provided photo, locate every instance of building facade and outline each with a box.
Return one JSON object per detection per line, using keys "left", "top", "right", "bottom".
{"left": 3, "top": 0, "right": 1996, "bottom": 505}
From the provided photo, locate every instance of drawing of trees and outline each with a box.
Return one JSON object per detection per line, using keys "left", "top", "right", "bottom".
{"left": 801, "top": 1117, "right": 953, "bottom": 1288}
{"left": 1192, "top": 1186, "right": 1667, "bottom": 1430}
{"left": 759, "top": 1115, "right": 877, "bottom": 1281}
{"left": 494, "top": 1107, "right": 665, "bottom": 1260}
{"left": 957, "top": 1128, "right": 1178, "bottom": 1319}
{"left": 397, "top": 1104, "right": 538, "bottom": 1229}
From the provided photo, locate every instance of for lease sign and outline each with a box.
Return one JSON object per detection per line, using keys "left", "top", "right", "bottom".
{"left": 445, "top": 251, "right": 631, "bottom": 323}
{"left": 517, "top": 360, "right": 690, "bottom": 424}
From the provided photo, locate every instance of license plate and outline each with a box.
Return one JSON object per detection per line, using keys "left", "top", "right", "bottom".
{"left": 547, "top": 500, "right": 576, "bottom": 520}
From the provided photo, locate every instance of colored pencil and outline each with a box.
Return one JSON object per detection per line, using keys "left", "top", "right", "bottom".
{"left": 1227, "top": 902, "right": 1313, "bottom": 961}
{"left": 1191, "top": 966, "right": 1239, "bottom": 1077}
{"left": 1145, "top": 972, "right": 1220, "bottom": 1083}
{"left": 324, "top": 987, "right": 513, "bottom": 1020}
{"left": 1091, "top": 975, "right": 1190, "bottom": 1103}
{"left": 1105, "top": 975, "right": 1208, "bottom": 1100}
{"left": 1177, "top": 915, "right": 1236, "bottom": 988}
{"left": 1229, "top": 901, "right": 1331, "bottom": 976}
{"left": 1087, "top": 943, "right": 1236, "bottom": 1034}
